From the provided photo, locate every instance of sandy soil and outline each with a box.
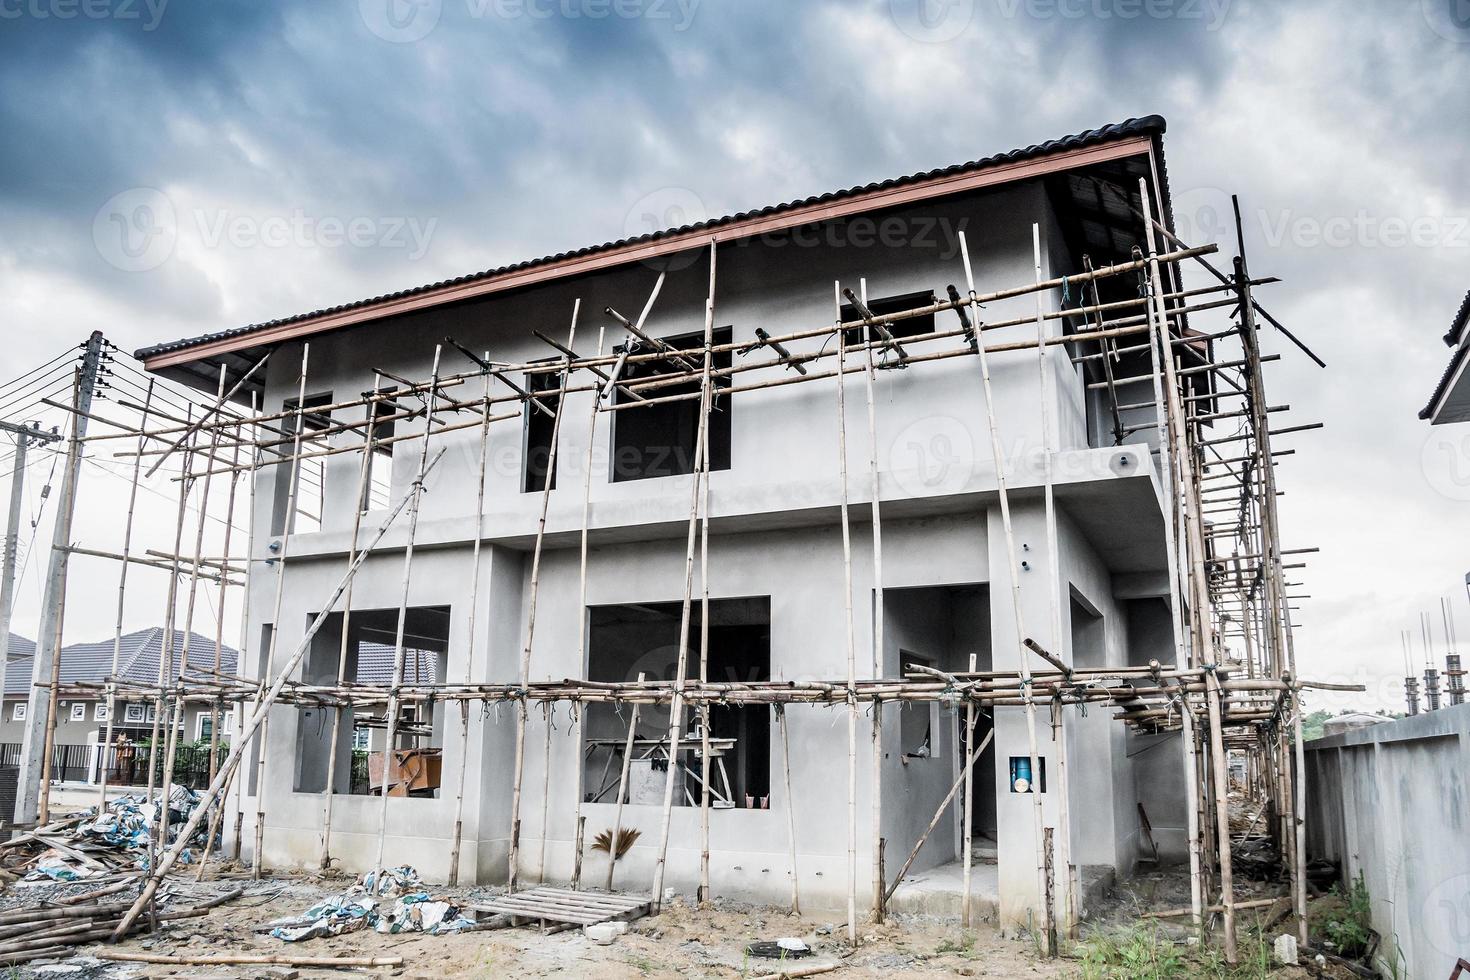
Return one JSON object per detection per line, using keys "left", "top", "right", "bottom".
{"left": 14, "top": 869, "right": 1071, "bottom": 980}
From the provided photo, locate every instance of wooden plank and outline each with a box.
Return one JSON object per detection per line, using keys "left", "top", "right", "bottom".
{"left": 470, "top": 901, "right": 604, "bottom": 926}
{"left": 528, "top": 888, "right": 648, "bottom": 908}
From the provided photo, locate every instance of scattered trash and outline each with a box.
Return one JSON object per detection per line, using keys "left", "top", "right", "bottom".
{"left": 1272, "top": 933, "right": 1298, "bottom": 966}
{"left": 267, "top": 867, "right": 476, "bottom": 942}
{"left": 0, "top": 789, "right": 216, "bottom": 885}
{"left": 745, "top": 938, "right": 812, "bottom": 959}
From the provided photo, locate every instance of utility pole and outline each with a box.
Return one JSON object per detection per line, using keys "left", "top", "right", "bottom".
{"left": 0, "top": 421, "right": 63, "bottom": 730}
{"left": 14, "top": 332, "right": 105, "bottom": 826}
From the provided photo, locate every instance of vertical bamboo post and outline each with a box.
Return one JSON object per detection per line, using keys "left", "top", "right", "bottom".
{"left": 1137, "top": 209, "right": 1205, "bottom": 935}
{"left": 97, "top": 379, "right": 155, "bottom": 810}
{"left": 859, "top": 278, "right": 885, "bottom": 924}
{"left": 604, "top": 671, "right": 644, "bottom": 891}
{"left": 320, "top": 375, "right": 383, "bottom": 870}
{"left": 961, "top": 653, "right": 977, "bottom": 927}
{"left": 371, "top": 345, "right": 444, "bottom": 887}
{"left": 231, "top": 392, "right": 261, "bottom": 862}
{"left": 956, "top": 234, "right": 1052, "bottom": 950}
{"left": 569, "top": 328, "right": 606, "bottom": 890}
{"left": 1289, "top": 676, "right": 1308, "bottom": 945}
{"left": 509, "top": 303, "right": 579, "bottom": 891}
{"left": 650, "top": 268, "right": 714, "bottom": 910}
{"left": 449, "top": 365, "right": 496, "bottom": 887}
{"left": 1031, "top": 224, "right": 1078, "bottom": 939}
{"left": 255, "top": 346, "right": 313, "bottom": 878}
{"left": 833, "top": 282, "right": 859, "bottom": 945}
{"left": 537, "top": 704, "right": 552, "bottom": 882}
{"left": 778, "top": 703, "right": 800, "bottom": 915}
{"left": 206, "top": 418, "right": 244, "bottom": 794}
{"left": 145, "top": 405, "right": 195, "bottom": 886}
{"left": 698, "top": 244, "right": 717, "bottom": 905}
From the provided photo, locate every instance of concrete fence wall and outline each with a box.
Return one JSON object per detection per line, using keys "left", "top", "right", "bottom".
{"left": 1303, "top": 703, "right": 1470, "bottom": 980}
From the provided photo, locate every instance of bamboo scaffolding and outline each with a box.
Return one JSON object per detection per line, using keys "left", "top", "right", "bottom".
{"left": 509, "top": 304, "right": 580, "bottom": 892}
{"left": 72, "top": 199, "right": 1325, "bottom": 965}
{"left": 371, "top": 345, "right": 445, "bottom": 887}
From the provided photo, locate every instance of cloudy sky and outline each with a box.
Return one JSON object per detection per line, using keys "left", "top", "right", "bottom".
{"left": 0, "top": 0, "right": 1466, "bottom": 710}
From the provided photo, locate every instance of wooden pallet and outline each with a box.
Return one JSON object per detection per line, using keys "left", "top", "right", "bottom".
{"left": 470, "top": 887, "right": 652, "bottom": 929}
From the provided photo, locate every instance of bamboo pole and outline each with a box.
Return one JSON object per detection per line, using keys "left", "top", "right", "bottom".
{"left": 956, "top": 232, "right": 1053, "bottom": 950}
{"left": 961, "top": 653, "right": 977, "bottom": 927}
{"left": 649, "top": 270, "right": 714, "bottom": 910}
{"left": 605, "top": 671, "right": 644, "bottom": 891}
{"left": 698, "top": 243, "right": 717, "bottom": 905}
{"left": 777, "top": 703, "right": 800, "bottom": 915}
{"left": 568, "top": 328, "right": 605, "bottom": 890}
{"left": 449, "top": 364, "right": 495, "bottom": 887}
{"left": 231, "top": 392, "right": 260, "bottom": 861}
{"left": 97, "top": 379, "right": 155, "bottom": 810}
{"left": 509, "top": 302, "right": 579, "bottom": 891}
{"left": 371, "top": 345, "right": 444, "bottom": 887}
{"left": 859, "top": 278, "right": 886, "bottom": 925}
{"left": 320, "top": 375, "right": 383, "bottom": 870}
{"left": 254, "top": 346, "right": 313, "bottom": 878}
{"left": 1031, "top": 223, "right": 1078, "bottom": 940}
{"left": 205, "top": 417, "right": 244, "bottom": 794}
{"left": 833, "top": 282, "right": 859, "bottom": 946}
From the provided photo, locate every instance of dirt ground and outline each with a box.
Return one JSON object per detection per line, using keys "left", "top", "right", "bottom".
{"left": 5, "top": 868, "right": 1071, "bottom": 980}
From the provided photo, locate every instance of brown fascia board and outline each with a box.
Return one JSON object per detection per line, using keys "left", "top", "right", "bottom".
{"left": 144, "top": 135, "right": 1155, "bottom": 372}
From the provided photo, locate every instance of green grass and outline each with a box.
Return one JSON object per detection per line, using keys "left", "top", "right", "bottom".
{"left": 1074, "top": 923, "right": 1278, "bottom": 979}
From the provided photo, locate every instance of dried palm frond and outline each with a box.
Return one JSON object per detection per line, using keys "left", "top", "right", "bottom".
{"left": 590, "top": 827, "right": 641, "bottom": 860}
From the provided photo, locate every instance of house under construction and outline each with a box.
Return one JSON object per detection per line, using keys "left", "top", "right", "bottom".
{"left": 10, "top": 115, "right": 1342, "bottom": 963}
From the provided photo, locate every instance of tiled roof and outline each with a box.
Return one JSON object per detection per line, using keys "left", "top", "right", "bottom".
{"left": 1420, "top": 288, "right": 1470, "bottom": 420}
{"left": 135, "top": 116, "right": 1168, "bottom": 362}
{"left": 4, "top": 634, "right": 35, "bottom": 660}
{"left": 2, "top": 628, "right": 238, "bottom": 697}
{"left": 355, "top": 643, "right": 439, "bottom": 685}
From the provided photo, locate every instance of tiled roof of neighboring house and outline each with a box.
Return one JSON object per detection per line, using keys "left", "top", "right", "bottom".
{"left": 355, "top": 643, "right": 439, "bottom": 685}
{"left": 4, "top": 634, "right": 35, "bottom": 660}
{"left": 1420, "top": 287, "right": 1470, "bottom": 420}
{"left": 2, "top": 628, "right": 238, "bottom": 697}
{"left": 135, "top": 116, "right": 1168, "bottom": 363}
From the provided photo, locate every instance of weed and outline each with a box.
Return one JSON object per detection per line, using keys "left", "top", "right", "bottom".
{"left": 1322, "top": 871, "right": 1373, "bottom": 959}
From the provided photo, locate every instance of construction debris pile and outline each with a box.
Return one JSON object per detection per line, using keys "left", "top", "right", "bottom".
{"left": 267, "top": 866, "right": 477, "bottom": 942}
{"left": 0, "top": 788, "right": 214, "bottom": 884}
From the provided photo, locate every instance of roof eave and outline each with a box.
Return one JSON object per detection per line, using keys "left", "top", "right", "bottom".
{"left": 140, "top": 126, "right": 1163, "bottom": 372}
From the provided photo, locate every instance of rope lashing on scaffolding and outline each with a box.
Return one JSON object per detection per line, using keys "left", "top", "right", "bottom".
{"left": 739, "top": 328, "right": 808, "bottom": 375}
{"left": 1060, "top": 276, "right": 1071, "bottom": 306}
{"left": 945, "top": 284, "right": 979, "bottom": 352}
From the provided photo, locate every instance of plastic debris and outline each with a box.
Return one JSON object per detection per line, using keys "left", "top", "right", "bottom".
{"left": 18, "top": 788, "right": 215, "bottom": 883}
{"left": 268, "top": 867, "right": 476, "bottom": 942}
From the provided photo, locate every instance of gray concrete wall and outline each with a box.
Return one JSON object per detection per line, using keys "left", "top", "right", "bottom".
{"left": 1304, "top": 703, "right": 1470, "bottom": 980}
{"left": 223, "top": 181, "right": 1173, "bottom": 924}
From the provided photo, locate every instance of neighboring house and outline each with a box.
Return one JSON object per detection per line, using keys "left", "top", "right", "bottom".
{"left": 0, "top": 628, "right": 239, "bottom": 752}
{"left": 1419, "top": 288, "right": 1470, "bottom": 424}
{"left": 137, "top": 115, "right": 1209, "bottom": 922}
